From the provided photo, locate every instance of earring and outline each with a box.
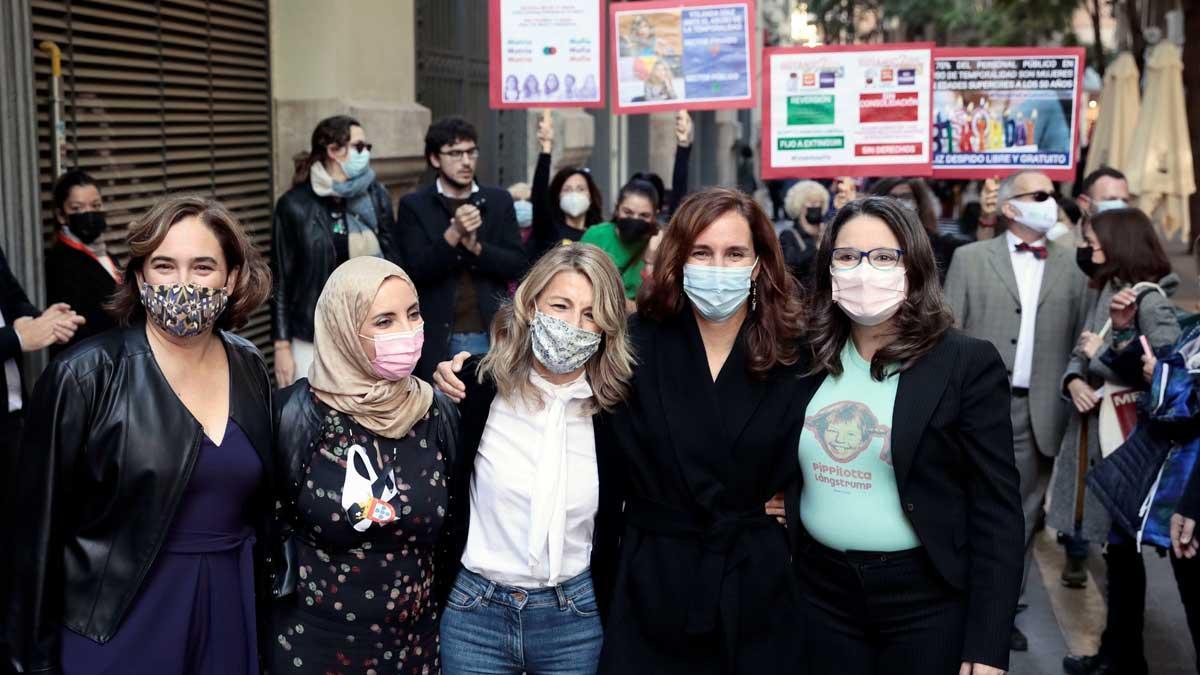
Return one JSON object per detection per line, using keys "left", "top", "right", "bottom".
{"left": 751, "top": 280, "right": 758, "bottom": 313}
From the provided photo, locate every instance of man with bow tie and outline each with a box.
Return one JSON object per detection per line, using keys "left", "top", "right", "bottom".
{"left": 944, "top": 169, "right": 1090, "bottom": 653}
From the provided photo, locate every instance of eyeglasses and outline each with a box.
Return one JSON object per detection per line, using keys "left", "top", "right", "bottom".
{"left": 440, "top": 147, "right": 480, "bottom": 161}
{"left": 1011, "top": 190, "right": 1056, "bottom": 202}
{"left": 831, "top": 247, "right": 905, "bottom": 271}
{"left": 350, "top": 141, "right": 373, "bottom": 153}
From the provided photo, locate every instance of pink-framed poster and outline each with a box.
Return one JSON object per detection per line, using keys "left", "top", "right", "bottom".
{"left": 931, "top": 46, "right": 1086, "bottom": 180}
{"left": 609, "top": 0, "right": 757, "bottom": 114}
{"left": 761, "top": 43, "right": 935, "bottom": 179}
{"left": 489, "top": 0, "right": 606, "bottom": 109}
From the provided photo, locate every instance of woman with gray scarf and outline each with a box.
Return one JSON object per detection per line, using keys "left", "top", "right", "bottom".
{"left": 271, "top": 115, "right": 400, "bottom": 385}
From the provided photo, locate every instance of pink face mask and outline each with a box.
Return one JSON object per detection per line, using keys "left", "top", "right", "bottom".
{"left": 831, "top": 266, "right": 908, "bottom": 326}
{"left": 360, "top": 324, "right": 424, "bottom": 381}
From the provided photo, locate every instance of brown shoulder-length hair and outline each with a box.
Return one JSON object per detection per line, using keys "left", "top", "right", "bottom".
{"left": 1088, "top": 207, "right": 1172, "bottom": 288}
{"left": 107, "top": 194, "right": 272, "bottom": 331}
{"left": 806, "top": 196, "right": 953, "bottom": 381}
{"left": 640, "top": 187, "right": 802, "bottom": 377}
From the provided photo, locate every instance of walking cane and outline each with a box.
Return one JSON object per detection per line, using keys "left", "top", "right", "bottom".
{"left": 39, "top": 40, "right": 65, "bottom": 179}
{"left": 1074, "top": 412, "right": 1089, "bottom": 530}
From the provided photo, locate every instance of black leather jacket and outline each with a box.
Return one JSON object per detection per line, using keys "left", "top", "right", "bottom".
{"left": 4, "top": 322, "right": 276, "bottom": 674}
{"left": 271, "top": 181, "right": 399, "bottom": 342}
{"left": 270, "top": 380, "right": 463, "bottom": 607}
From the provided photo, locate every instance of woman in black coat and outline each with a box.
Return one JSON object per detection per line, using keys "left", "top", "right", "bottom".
{"left": 271, "top": 115, "right": 399, "bottom": 386}
{"left": 598, "top": 188, "right": 807, "bottom": 674}
{"left": 787, "top": 197, "right": 1023, "bottom": 675}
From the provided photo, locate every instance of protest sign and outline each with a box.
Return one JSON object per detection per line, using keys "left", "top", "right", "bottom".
{"left": 610, "top": 0, "right": 756, "bottom": 114}
{"left": 489, "top": 0, "right": 606, "bottom": 109}
{"left": 931, "top": 47, "right": 1085, "bottom": 180}
{"left": 761, "top": 43, "right": 934, "bottom": 179}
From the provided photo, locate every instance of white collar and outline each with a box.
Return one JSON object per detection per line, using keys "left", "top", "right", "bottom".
{"left": 436, "top": 176, "right": 479, "bottom": 197}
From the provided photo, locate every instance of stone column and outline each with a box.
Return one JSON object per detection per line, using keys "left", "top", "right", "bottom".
{"left": 270, "top": 0, "right": 431, "bottom": 203}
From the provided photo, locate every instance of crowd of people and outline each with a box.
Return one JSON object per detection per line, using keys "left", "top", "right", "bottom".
{"left": 0, "top": 107, "right": 1197, "bottom": 675}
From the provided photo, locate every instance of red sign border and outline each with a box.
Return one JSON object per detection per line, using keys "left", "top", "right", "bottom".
{"left": 760, "top": 42, "right": 935, "bottom": 180}
{"left": 488, "top": 0, "right": 608, "bottom": 110}
{"left": 609, "top": 0, "right": 758, "bottom": 115}
{"left": 929, "top": 46, "right": 1086, "bottom": 181}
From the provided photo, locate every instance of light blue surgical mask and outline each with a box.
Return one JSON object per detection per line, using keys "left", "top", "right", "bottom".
{"left": 514, "top": 200, "right": 533, "bottom": 228}
{"left": 1093, "top": 198, "right": 1127, "bottom": 214}
{"left": 682, "top": 259, "right": 758, "bottom": 323}
{"left": 340, "top": 148, "right": 371, "bottom": 179}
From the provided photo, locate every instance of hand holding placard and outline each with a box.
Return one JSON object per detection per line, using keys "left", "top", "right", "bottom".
{"left": 676, "top": 110, "right": 693, "bottom": 148}
{"left": 981, "top": 177, "right": 999, "bottom": 217}
{"left": 832, "top": 178, "right": 856, "bottom": 211}
{"left": 538, "top": 110, "right": 554, "bottom": 154}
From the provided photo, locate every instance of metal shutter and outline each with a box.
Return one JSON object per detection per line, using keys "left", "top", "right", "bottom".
{"left": 31, "top": 0, "right": 273, "bottom": 352}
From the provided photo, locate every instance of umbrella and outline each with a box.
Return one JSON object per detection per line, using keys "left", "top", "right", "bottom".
{"left": 1085, "top": 52, "right": 1140, "bottom": 178}
{"left": 1125, "top": 42, "right": 1196, "bottom": 242}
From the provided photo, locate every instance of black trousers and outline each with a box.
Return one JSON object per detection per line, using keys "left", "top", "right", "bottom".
{"left": 1101, "top": 540, "right": 1200, "bottom": 674}
{"left": 796, "top": 535, "right": 967, "bottom": 675}
{"left": 0, "top": 411, "right": 22, "bottom": 675}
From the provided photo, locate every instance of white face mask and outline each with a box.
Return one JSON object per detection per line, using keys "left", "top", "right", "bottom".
{"left": 831, "top": 265, "right": 907, "bottom": 326}
{"left": 559, "top": 191, "right": 591, "bottom": 218}
{"left": 1008, "top": 198, "right": 1058, "bottom": 233}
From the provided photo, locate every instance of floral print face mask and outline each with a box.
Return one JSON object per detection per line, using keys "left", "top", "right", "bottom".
{"left": 139, "top": 282, "right": 229, "bottom": 338}
{"left": 530, "top": 310, "right": 602, "bottom": 375}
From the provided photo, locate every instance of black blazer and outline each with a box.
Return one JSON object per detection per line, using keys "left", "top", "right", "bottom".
{"left": 598, "top": 313, "right": 805, "bottom": 675}
{"left": 0, "top": 246, "right": 39, "bottom": 403}
{"left": 786, "top": 329, "right": 1023, "bottom": 671}
{"left": 44, "top": 240, "right": 119, "bottom": 355}
{"left": 396, "top": 184, "right": 527, "bottom": 380}
{"left": 271, "top": 180, "right": 399, "bottom": 342}
{"left": 445, "top": 356, "right": 626, "bottom": 621}
{"left": 4, "top": 322, "right": 276, "bottom": 674}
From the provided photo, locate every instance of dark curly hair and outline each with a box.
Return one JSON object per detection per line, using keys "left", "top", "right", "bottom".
{"left": 805, "top": 196, "right": 952, "bottom": 381}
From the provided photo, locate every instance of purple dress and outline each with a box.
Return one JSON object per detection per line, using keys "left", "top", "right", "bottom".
{"left": 61, "top": 419, "right": 263, "bottom": 674}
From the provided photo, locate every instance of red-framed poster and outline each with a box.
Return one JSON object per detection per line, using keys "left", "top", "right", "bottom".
{"left": 488, "top": 0, "right": 606, "bottom": 109}
{"left": 609, "top": 0, "right": 757, "bottom": 114}
{"left": 930, "top": 47, "right": 1086, "bottom": 180}
{"left": 761, "top": 43, "right": 935, "bottom": 179}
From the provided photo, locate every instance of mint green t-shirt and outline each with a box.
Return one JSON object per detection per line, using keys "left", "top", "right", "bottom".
{"left": 797, "top": 341, "right": 920, "bottom": 552}
{"left": 580, "top": 222, "right": 644, "bottom": 300}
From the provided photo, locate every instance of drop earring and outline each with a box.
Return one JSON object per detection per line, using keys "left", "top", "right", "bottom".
{"left": 751, "top": 280, "right": 758, "bottom": 313}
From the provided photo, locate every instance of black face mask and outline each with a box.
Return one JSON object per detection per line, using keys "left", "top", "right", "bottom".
{"left": 1076, "top": 246, "right": 1100, "bottom": 278}
{"left": 614, "top": 217, "right": 657, "bottom": 245}
{"left": 804, "top": 207, "right": 824, "bottom": 226}
{"left": 66, "top": 211, "right": 107, "bottom": 244}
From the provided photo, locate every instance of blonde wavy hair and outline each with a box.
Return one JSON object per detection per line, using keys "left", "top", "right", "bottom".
{"left": 783, "top": 180, "right": 830, "bottom": 221}
{"left": 478, "top": 243, "right": 634, "bottom": 413}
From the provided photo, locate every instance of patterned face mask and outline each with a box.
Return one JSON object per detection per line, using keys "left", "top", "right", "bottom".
{"left": 139, "top": 282, "right": 229, "bottom": 338}
{"left": 530, "top": 310, "right": 602, "bottom": 375}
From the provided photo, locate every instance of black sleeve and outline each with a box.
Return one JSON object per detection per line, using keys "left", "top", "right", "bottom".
{"left": 0, "top": 246, "right": 39, "bottom": 360}
{"left": 467, "top": 192, "right": 528, "bottom": 280}
{"left": 371, "top": 182, "right": 401, "bottom": 266}
{"left": 396, "top": 197, "right": 462, "bottom": 285}
{"left": 270, "top": 197, "right": 295, "bottom": 343}
{"left": 957, "top": 340, "right": 1024, "bottom": 670}
{"left": 527, "top": 152, "right": 558, "bottom": 260}
{"left": 5, "top": 360, "right": 90, "bottom": 673}
{"left": 1179, "top": 461, "right": 1200, "bottom": 521}
{"left": 668, "top": 144, "right": 692, "bottom": 215}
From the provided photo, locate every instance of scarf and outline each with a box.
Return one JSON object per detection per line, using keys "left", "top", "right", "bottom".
{"left": 526, "top": 371, "right": 594, "bottom": 583}
{"left": 310, "top": 161, "right": 380, "bottom": 230}
{"left": 308, "top": 257, "right": 433, "bottom": 439}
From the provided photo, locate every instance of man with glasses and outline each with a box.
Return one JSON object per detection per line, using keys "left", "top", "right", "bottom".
{"left": 397, "top": 116, "right": 527, "bottom": 380}
{"left": 943, "top": 169, "right": 1090, "bottom": 653}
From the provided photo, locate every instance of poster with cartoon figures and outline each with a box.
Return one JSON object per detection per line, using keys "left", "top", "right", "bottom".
{"left": 931, "top": 47, "right": 1085, "bottom": 180}
{"left": 761, "top": 43, "right": 934, "bottom": 179}
{"left": 488, "top": 0, "right": 605, "bottom": 109}
{"left": 610, "top": 0, "right": 756, "bottom": 114}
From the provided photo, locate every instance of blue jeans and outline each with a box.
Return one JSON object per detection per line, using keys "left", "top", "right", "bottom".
{"left": 448, "top": 331, "right": 490, "bottom": 358}
{"left": 439, "top": 567, "right": 602, "bottom": 675}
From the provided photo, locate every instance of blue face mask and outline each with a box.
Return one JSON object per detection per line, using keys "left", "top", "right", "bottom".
{"left": 340, "top": 148, "right": 371, "bottom": 179}
{"left": 1093, "top": 198, "right": 1127, "bottom": 214}
{"left": 514, "top": 200, "right": 533, "bottom": 228}
{"left": 682, "top": 259, "right": 757, "bottom": 323}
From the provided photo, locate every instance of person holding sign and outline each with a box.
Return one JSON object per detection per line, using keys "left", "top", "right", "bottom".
{"left": 527, "top": 111, "right": 606, "bottom": 256}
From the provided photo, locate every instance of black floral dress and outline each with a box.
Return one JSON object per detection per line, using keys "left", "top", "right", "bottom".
{"left": 271, "top": 398, "right": 447, "bottom": 674}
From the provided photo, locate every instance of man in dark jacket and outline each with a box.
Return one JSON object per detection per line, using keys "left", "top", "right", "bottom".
{"left": 397, "top": 117, "right": 526, "bottom": 380}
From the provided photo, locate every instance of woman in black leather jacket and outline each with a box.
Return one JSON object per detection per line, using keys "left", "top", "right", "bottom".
{"left": 272, "top": 114, "right": 399, "bottom": 386}
{"left": 5, "top": 195, "right": 275, "bottom": 674}
{"left": 269, "top": 256, "right": 461, "bottom": 674}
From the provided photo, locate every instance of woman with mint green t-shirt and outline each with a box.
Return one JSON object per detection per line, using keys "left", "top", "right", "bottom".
{"left": 581, "top": 179, "right": 661, "bottom": 311}
{"left": 785, "top": 197, "right": 1023, "bottom": 675}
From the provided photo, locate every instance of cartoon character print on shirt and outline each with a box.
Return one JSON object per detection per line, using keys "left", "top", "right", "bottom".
{"left": 804, "top": 400, "right": 893, "bottom": 465}
{"left": 341, "top": 444, "right": 402, "bottom": 532}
